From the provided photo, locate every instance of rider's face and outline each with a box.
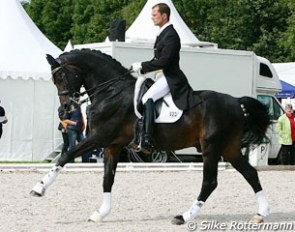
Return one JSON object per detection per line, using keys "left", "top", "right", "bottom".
{"left": 151, "top": 6, "right": 167, "bottom": 27}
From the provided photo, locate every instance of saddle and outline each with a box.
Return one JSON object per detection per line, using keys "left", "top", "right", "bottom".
{"left": 133, "top": 75, "right": 183, "bottom": 123}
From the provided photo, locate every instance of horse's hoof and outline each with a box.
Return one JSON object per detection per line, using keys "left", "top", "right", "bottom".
{"left": 30, "top": 190, "right": 43, "bottom": 197}
{"left": 171, "top": 215, "right": 185, "bottom": 225}
{"left": 88, "top": 211, "right": 103, "bottom": 222}
{"left": 30, "top": 182, "right": 45, "bottom": 197}
{"left": 249, "top": 214, "right": 264, "bottom": 224}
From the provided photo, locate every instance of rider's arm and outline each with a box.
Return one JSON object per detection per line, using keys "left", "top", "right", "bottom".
{"left": 141, "top": 32, "right": 180, "bottom": 73}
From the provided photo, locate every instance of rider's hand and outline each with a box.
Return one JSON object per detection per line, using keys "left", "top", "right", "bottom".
{"left": 130, "top": 62, "right": 142, "bottom": 73}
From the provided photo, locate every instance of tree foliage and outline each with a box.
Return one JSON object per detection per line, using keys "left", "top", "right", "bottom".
{"left": 23, "top": 0, "right": 295, "bottom": 62}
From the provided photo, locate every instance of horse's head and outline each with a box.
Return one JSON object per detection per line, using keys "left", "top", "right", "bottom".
{"left": 46, "top": 54, "right": 84, "bottom": 111}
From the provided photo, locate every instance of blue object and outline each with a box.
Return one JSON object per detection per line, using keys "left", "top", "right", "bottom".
{"left": 275, "top": 80, "right": 295, "bottom": 99}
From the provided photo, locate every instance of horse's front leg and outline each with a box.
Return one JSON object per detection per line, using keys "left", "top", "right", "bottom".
{"left": 30, "top": 136, "right": 97, "bottom": 197}
{"left": 89, "top": 145, "right": 121, "bottom": 222}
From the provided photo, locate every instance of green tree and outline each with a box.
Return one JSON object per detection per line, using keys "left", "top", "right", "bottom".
{"left": 23, "top": 0, "right": 46, "bottom": 31}
{"left": 70, "top": 0, "right": 133, "bottom": 44}
{"left": 281, "top": 0, "right": 295, "bottom": 61}
{"left": 71, "top": 0, "right": 94, "bottom": 44}
{"left": 42, "top": 1, "right": 73, "bottom": 49}
{"left": 121, "top": 0, "right": 145, "bottom": 29}
{"left": 24, "top": 0, "right": 73, "bottom": 49}
{"left": 23, "top": 0, "right": 295, "bottom": 62}
{"left": 175, "top": 0, "right": 291, "bottom": 62}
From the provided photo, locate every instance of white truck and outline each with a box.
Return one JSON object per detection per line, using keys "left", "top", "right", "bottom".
{"left": 73, "top": 41, "right": 284, "bottom": 163}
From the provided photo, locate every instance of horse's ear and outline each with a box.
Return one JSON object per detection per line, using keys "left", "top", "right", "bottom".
{"left": 46, "top": 54, "right": 60, "bottom": 69}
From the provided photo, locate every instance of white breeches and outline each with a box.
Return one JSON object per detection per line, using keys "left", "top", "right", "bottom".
{"left": 142, "top": 72, "right": 170, "bottom": 104}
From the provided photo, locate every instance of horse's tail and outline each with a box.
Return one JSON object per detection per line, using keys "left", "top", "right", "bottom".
{"left": 238, "top": 96, "right": 272, "bottom": 148}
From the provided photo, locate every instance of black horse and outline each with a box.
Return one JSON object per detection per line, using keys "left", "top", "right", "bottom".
{"left": 31, "top": 49, "right": 271, "bottom": 224}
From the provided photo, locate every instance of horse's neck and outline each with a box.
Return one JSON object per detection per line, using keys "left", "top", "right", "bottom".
{"left": 84, "top": 72, "right": 135, "bottom": 103}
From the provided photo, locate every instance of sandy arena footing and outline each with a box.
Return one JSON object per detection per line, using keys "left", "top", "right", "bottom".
{"left": 0, "top": 165, "right": 294, "bottom": 232}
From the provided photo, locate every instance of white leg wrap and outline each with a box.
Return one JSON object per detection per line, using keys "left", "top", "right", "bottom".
{"left": 99, "top": 192, "right": 112, "bottom": 217}
{"left": 256, "top": 190, "right": 270, "bottom": 217}
{"left": 41, "top": 165, "right": 63, "bottom": 188}
{"left": 182, "top": 200, "right": 204, "bottom": 222}
{"left": 89, "top": 192, "right": 112, "bottom": 222}
{"left": 31, "top": 165, "right": 62, "bottom": 196}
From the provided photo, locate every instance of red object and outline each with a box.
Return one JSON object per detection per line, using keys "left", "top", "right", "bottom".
{"left": 288, "top": 114, "right": 295, "bottom": 141}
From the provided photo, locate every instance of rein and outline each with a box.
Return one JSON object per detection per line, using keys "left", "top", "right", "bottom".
{"left": 78, "top": 76, "right": 127, "bottom": 105}
{"left": 80, "top": 70, "right": 132, "bottom": 97}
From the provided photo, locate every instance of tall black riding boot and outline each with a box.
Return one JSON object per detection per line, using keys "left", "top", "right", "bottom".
{"left": 141, "top": 99, "right": 155, "bottom": 154}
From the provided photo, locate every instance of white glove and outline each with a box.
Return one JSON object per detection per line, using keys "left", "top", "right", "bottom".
{"left": 130, "top": 62, "right": 142, "bottom": 72}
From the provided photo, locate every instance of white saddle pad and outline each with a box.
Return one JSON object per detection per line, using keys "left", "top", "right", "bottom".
{"left": 154, "top": 93, "right": 183, "bottom": 123}
{"left": 133, "top": 75, "right": 183, "bottom": 123}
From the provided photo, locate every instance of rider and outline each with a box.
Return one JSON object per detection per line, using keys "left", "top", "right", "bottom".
{"left": 130, "top": 3, "right": 200, "bottom": 152}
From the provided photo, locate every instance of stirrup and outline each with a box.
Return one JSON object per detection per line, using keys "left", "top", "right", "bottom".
{"left": 128, "top": 142, "right": 142, "bottom": 152}
{"left": 128, "top": 135, "right": 142, "bottom": 152}
{"left": 140, "top": 137, "right": 154, "bottom": 154}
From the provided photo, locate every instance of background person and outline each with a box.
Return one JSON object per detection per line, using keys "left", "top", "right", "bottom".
{"left": 62, "top": 104, "right": 85, "bottom": 162}
{"left": 58, "top": 106, "right": 70, "bottom": 156}
{"left": 276, "top": 104, "right": 295, "bottom": 165}
{"left": 0, "top": 100, "right": 8, "bottom": 139}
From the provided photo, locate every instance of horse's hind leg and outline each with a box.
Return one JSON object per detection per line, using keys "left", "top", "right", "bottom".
{"left": 88, "top": 145, "right": 121, "bottom": 222}
{"left": 172, "top": 150, "right": 220, "bottom": 225}
{"left": 229, "top": 154, "right": 270, "bottom": 222}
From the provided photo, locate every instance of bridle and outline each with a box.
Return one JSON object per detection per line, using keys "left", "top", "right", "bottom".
{"left": 51, "top": 65, "right": 80, "bottom": 97}
{"left": 51, "top": 64, "right": 133, "bottom": 106}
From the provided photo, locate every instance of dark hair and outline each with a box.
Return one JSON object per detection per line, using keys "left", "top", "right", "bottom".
{"left": 58, "top": 106, "right": 70, "bottom": 120}
{"left": 153, "top": 3, "right": 170, "bottom": 20}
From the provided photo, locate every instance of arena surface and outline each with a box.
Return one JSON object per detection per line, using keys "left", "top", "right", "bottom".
{"left": 1, "top": 166, "right": 294, "bottom": 232}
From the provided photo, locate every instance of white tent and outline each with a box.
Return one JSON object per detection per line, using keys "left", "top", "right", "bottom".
{"left": 0, "top": 0, "right": 62, "bottom": 161}
{"left": 273, "top": 62, "right": 295, "bottom": 86}
{"left": 125, "top": 0, "right": 214, "bottom": 47}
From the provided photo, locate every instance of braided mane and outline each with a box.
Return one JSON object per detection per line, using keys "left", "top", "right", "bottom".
{"left": 60, "top": 48, "right": 128, "bottom": 73}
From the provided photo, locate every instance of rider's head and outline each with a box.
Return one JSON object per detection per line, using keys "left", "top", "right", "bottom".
{"left": 152, "top": 3, "right": 170, "bottom": 28}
